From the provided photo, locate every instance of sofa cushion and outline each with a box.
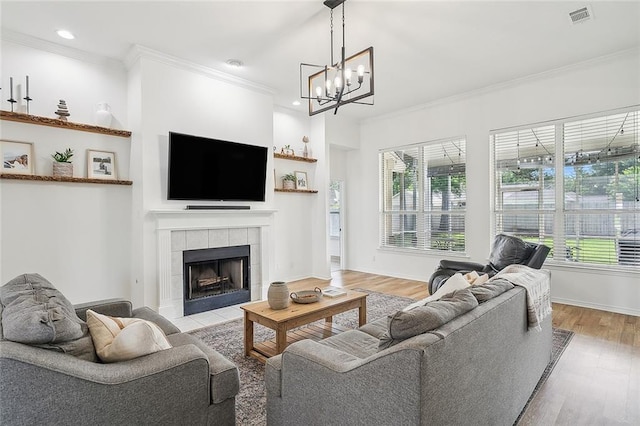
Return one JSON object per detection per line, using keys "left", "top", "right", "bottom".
{"left": 403, "top": 273, "right": 470, "bottom": 311}
{"left": 319, "top": 329, "right": 380, "bottom": 359}
{"left": 86, "top": 309, "right": 172, "bottom": 363}
{"left": 469, "top": 278, "right": 515, "bottom": 303}
{"left": 1, "top": 274, "right": 97, "bottom": 361}
{"left": 379, "top": 288, "right": 478, "bottom": 350}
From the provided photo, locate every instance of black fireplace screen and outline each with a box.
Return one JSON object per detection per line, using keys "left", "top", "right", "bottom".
{"left": 183, "top": 245, "right": 251, "bottom": 315}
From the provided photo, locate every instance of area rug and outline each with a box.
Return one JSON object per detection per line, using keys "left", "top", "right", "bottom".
{"left": 189, "top": 290, "right": 573, "bottom": 426}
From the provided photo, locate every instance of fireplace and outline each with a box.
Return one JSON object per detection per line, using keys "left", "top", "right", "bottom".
{"left": 183, "top": 245, "right": 251, "bottom": 315}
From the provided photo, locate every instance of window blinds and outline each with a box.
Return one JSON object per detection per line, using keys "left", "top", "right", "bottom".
{"left": 380, "top": 138, "right": 466, "bottom": 252}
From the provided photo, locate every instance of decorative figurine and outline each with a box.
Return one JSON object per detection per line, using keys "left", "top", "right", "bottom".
{"left": 302, "top": 135, "right": 309, "bottom": 158}
{"left": 55, "top": 100, "right": 70, "bottom": 121}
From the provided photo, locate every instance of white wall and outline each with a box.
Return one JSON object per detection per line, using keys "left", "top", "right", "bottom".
{"left": 129, "top": 52, "right": 276, "bottom": 308}
{"left": 0, "top": 39, "right": 132, "bottom": 302}
{"left": 350, "top": 49, "right": 640, "bottom": 316}
{"left": 272, "top": 107, "right": 331, "bottom": 281}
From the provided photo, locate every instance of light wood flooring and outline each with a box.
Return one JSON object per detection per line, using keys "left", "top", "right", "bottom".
{"left": 289, "top": 270, "right": 640, "bottom": 426}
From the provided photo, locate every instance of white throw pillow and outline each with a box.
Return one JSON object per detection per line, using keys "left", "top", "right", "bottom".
{"left": 472, "top": 273, "right": 490, "bottom": 285}
{"left": 403, "top": 273, "right": 471, "bottom": 311}
{"left": 86, "top": 309, "right": 171, "bottom": 363}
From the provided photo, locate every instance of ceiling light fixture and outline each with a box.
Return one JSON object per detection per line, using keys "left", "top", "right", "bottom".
{"left": 300, "top": 0, "right": 374, "bottom": 116}
{"left": 225, "top": 59, "right": 244, "bottom": 68}
{"left": 56, "top": 29, "right": 75, "bottom": 40}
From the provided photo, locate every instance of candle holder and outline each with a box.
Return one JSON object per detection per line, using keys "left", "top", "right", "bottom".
{"left": 23, "top": 76, "right": 31, "bottom": 114}
{"left": 7, "top": 97, "right": 17, "bottom": 112}
{"left": 7, "top": 76, "right": 16, "bottom": 112}
{"left": 23, "top": 95, "right": 32, "bottom": 114}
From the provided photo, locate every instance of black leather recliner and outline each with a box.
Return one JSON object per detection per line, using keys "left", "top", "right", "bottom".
{"left": 428, "top": 234, "right": 550, "bottom": 294}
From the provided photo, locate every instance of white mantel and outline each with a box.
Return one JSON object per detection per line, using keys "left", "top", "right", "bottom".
{"left": 150, "top": 209, "right": 277, "bottom": 229}
{"left": 150, "top": 209, "right": 276, "bottom": 318}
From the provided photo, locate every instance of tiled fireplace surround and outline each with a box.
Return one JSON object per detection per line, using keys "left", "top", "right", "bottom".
{"left": 153, "top": 210, "right": 274, "bottom": 320}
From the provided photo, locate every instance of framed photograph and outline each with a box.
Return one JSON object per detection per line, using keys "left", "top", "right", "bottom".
{"left": 87, "top": 150, "right": 117, "bottom": 180}
{"left": 1, "top": 140, "right": 35, "bottom": 175}
{"left": 294, "top": 170, "right": 308, "bottom": 190}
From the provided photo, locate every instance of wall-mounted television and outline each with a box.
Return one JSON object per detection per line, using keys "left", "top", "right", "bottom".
{"left": 167, "top": 131, "right": 268, "bottom": 202}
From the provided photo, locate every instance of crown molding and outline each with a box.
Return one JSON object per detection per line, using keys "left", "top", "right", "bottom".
{"left": 1, "top": 29, "right": 124, "bottom": 70}
{"left": 124, "top": 45, "right": 276, "bottom": 96}
{"left": 364, "top": 47, "right": 640, "bottom": 125}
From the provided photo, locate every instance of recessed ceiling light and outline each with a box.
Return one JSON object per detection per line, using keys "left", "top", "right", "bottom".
{"left": 56, "top": 30, "right": 75, "bottom": 40}
{"left": 292, "top": 101, "right": 301, "bottom": 106}
{"left": 225, "top": 59, "right": 243, "bottom": 68}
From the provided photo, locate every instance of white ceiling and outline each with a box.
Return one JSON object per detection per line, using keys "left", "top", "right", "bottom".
{"left": 2, "top": 1, "right": 639, "bottom": 120}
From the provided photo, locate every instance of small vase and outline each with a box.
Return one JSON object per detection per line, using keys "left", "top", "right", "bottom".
{"left": 267, "top": 281, "right": 290, "bottom": 310}
{"left": 53, "top": 162, "right": 73, "bottom": 177}
{"left": 283, "top": 180, "right": 295, "bottom": 190}
{"left": 95, "top": 102, "right": 112, "bottom": 128}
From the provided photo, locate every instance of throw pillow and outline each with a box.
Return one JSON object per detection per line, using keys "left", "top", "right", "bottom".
{"left": 86, "top": 309, "right": 172, "bottom": 363}
{"left": 468, "top": 278, "right": 514, "bottom": 303}
{"left": 403, "top": 272, "right": 470, "bottom": 311}
{"left": 0, "top": 273, "right": 85, "bottom": 344}
{"left": 472, "top": 273, "right": 490, "bottom": 285}
{"left": 379, "top": 288, "right": 478, "bottom": 350}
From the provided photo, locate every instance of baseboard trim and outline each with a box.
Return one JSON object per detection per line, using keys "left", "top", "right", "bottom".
{"left": 552, "top": 297, "right": 640, "bottom": 317}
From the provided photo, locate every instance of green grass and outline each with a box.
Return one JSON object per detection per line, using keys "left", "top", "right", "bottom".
{"left": 522, "top": 236, "right": 618, "bottom": 265}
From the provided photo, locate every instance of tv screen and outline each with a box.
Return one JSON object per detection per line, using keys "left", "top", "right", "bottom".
{"left": 168, "top": 131, "right": 268, "bottom": 202}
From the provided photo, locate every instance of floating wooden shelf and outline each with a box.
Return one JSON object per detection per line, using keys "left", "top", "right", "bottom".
{"left": 0, "top": 173, "right": 133, "bottom": 186}
{"left": 274, "top": 153, "right": 317, "bottom": 163}
{"left": 0, "top": 110, "right": 132, "bottom": 138}
{"left": 275, "top": 188, "right": 318, "bottom": 194}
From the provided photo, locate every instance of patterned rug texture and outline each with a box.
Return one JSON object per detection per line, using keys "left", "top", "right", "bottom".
{"left": 189, "top": 289, "right": 573, "bottom": 426}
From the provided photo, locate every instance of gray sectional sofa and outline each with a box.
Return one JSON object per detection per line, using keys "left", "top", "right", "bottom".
{"left": 266, "top": 276, "right": 552, "bottom": 425}
{"left": 0, "top": 274, "right": 239, "bottom": 425}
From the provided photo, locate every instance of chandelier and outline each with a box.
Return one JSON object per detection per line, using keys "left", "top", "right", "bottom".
{"left": 300, "top": 0, "right": 374, "bottom": 116}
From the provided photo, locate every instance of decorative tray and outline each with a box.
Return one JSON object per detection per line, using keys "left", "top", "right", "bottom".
{"left": 290, "top": 287, "right": 323, "bottom": 304}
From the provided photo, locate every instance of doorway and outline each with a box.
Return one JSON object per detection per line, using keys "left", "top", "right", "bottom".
{"left": 329, "top": 180, "right": 344, "bottom": 271}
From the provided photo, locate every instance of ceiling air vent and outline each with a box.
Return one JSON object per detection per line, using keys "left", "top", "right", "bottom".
{"left": 569, "top": 6, "right": 593, "bottom": 24}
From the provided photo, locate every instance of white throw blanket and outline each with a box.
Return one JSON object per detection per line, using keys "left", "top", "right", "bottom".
{"left": 492, "top": 264, "right": 552, "bottom": 331}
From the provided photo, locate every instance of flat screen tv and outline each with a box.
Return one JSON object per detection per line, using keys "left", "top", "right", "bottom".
{"left": 168, "top": 131, "right": 268, "bottom": 202}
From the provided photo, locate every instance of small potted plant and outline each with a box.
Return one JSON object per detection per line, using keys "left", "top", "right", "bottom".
{"left": 52, "top": 148, "right": 74, "bottom": 177}
{"left": 282, "top": 173, "right": 296, "bottom": 190}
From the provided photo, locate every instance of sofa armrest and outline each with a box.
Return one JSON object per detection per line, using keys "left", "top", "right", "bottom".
{"left": 0, "top": 340, "right": 215, "bottom": 425}
{"left": 167, "top": 333, "right": 239, "bottom": 403}
{"left": 0, "top": 339, "right": 208, "bottom": 385}
{"left": 133, "top": 306, "right": 181, "bottom": 335}
{"left": 74, "top": 298, "right": 133, "bottom": 320}
{"left": 438, "top": 259, "right": 486, "bottom": 271}
{"left": 267, "top": 340, "right": 423, "bottom": 425}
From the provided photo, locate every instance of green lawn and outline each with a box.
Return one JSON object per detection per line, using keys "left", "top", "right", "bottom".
{"left": 523, "top": 236, "right": 617, "bottom": 264}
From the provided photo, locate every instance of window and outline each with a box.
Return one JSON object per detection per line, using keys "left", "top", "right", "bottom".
{"left": 492, "top": 107, "right": 639, "bottom": 268}
{"left": 493, "top": 125, "right": 556, "bottom": 253}
{"left": 380, "top": 138, "right": 466, "bottom": 252}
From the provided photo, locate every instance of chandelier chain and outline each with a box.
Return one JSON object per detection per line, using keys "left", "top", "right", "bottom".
{"left": 330, "top": 8, "right": 334, "bottom": 65}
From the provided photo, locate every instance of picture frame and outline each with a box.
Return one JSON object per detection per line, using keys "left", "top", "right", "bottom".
{"left": 294, "top": 170, "right": 308, "bottom": 190}
{"left": 1, "top": 140, "right": 35, "bottom": 175}
{"left": 87, "top": 150, "right": 117, "bottom": 180}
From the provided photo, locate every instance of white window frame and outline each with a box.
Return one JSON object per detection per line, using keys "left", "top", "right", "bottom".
{"left": 491, "top": 106, "right": 639, "bottom": 271}
{"left": 379, "top": 136, "right": 467, "bottom": 254}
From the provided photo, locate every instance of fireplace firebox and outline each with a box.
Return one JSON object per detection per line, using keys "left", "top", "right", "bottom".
{"left": 183, "top": 245, "right": 250, "bottom": 315}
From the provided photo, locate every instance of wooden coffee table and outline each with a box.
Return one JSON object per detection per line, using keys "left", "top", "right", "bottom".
{"left": 241, "top": 290, "right": 367, "bottom": 363}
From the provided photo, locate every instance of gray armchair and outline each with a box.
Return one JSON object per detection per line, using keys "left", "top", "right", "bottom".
{"left": 428, "top": 234, "right": 550, "bottom": 294}
{"left": 0, "top": 298, "right": 239, "bottom": 426}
